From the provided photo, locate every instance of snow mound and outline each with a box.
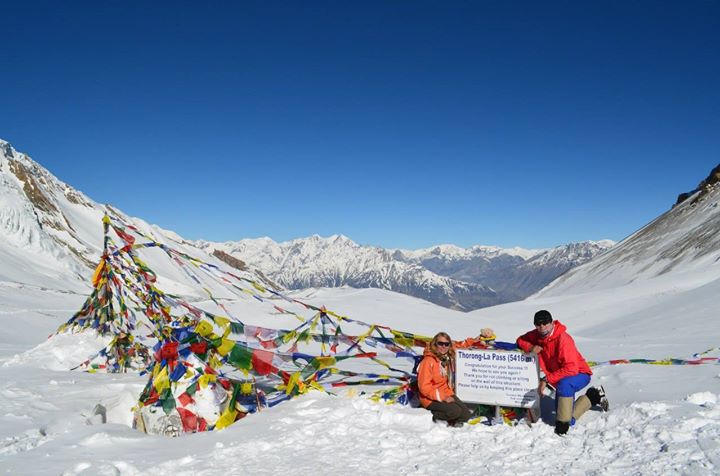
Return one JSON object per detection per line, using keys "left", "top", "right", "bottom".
{"left": 686, "top": 392, "right": 718, "bottom": 406}
{"left": 3, "top": 331, "right": 110, "bottom": 371}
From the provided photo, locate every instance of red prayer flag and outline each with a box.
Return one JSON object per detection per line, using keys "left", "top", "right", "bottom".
{"left": 114, "top": 228, "right": 136, "bottom": 246}
{"left": 259, "top": 339, "right": 278, "bottom": 349}
{"left": 144, "top": 389, "right": 160, "bottom": 405}
{"left": 178, "top": 392, "right": 194, "bottom": 407}
{"left": 176, "top": 407, "right": 198, "bottom": 433}
{"left": 189, "top": 341, "right": 208, "bottom": 354}
{"left": 198, "top": 418, "right": 208, "bottom": 432}
{"left": 252, "top": 348, "right": 277, "bottom": 376}
{"left": 159, "top": 342, "right": 179, "bottom": 361}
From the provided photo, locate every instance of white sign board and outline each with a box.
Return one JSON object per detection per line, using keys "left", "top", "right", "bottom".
{"left": 455, "top": 349, "right": 540, "bottom": 408}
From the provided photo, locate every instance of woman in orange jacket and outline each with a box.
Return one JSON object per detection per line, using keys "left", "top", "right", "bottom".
{"left": 417, "top": 332, "right": 472, "bottom": 427}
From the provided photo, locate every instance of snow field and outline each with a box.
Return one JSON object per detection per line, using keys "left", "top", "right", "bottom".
{"left": 1, "top": 284, "right": 719, "bottom": 475}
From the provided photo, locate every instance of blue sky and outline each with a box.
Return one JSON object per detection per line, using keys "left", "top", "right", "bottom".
{"left": 2, "top": 1, "right": 718, "bottom": 249}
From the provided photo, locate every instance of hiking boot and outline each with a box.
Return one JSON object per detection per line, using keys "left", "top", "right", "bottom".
{"left": 586, "top": 386, "right": 609, "bottom": 412}
{"left": 554, "top": 420, "right": 569, "bottom": 435}
{"left": 599, "top": 394, "right": 609, "bottom": 412}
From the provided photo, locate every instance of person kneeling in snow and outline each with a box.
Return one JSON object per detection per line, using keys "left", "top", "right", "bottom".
{"left": 417, "top": 332, "right": 472, "bottom": 427}
{"left": 516, "top": 310, "right": 609, "bottom": 435}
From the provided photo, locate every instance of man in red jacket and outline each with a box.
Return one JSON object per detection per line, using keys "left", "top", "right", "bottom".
{"left": 517, "top": 310, "right": 609, "bottom": 435}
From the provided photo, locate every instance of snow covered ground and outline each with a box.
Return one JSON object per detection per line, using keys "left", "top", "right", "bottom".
{"left": 1, "top": 280, "right": 719, "bottom": 475}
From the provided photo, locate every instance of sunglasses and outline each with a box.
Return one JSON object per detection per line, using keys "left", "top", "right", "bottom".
{"left": 436, "top": 341, "right": 451, "bottom": 347}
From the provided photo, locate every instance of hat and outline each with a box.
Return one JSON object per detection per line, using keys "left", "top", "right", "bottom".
{"left": 533, "top": 310, "right": 553, "bottom": 326}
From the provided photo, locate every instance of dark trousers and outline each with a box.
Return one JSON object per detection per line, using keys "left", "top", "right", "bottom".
{"left": 427, "top": 397, "right": 472, "bottom": 423}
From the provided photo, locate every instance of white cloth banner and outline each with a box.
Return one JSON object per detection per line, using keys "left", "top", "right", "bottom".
{"left": 455, "top": 349, "right": 540, "bottom": 408}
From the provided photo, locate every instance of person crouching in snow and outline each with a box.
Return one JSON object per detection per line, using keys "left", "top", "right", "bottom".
{"left": 417, "top": 332, "right": 472, "bottom": 427}
{"left": 516, "top": 310, "right": 609, "bottom": 435}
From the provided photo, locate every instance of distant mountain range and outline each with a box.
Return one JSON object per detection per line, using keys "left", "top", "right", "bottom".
{"left": 194, "top": 236, "right": 613, "bottom": 311}
{"left": 0, "top": 138, "right": 614, "bottom": 310}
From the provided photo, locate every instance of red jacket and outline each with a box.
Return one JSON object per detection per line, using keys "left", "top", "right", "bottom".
{"left": 516, "top": 321, "right": 592, "bottom": 386}
{"left": 417, "top": 348, "right": 454, "bottom": 408}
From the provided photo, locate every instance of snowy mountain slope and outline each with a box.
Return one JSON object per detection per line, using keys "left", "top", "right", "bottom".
{"left": 0, "top": 141, "right": 98, "bottom": 291}
{"left": 0, "top": 139, "right": 257, "bottom": 300}
{"left": 196, "top": 236, "right": 612, "bottom": 311}
{"left": 537, "top": 165, "right": 720, "bottom": 297}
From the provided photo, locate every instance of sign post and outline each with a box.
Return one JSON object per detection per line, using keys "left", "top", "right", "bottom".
{"left": 455, "top": 348, "right": 541, "bottom": 423}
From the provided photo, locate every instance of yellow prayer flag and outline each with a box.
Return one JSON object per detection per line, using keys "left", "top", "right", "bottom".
{"left": 195, "top": 320, "right": 214, "bottom": 337}
{"left": 134, "top": 257, "right": 149, "bottom": 269}
{"left": 327, "top": 311, "right": 343, "bottom": 320}
{"left": 198, "top": 374, "right": 217, "bottom": 389}
{"left": 214, "top": 316, "right": 232, "bottom": 338}
{"left": 357, "top": 325, "right": 375, "bottom": 341}
{"left": 154, "top": 366, "right": 170, "bottom": 394}
{"left": 282, "top": 330, "right": 298, "bottom": 344}
{"left": 391, "top": 331, "right": 415, "bottom": 348}
{"left": 307, "top": 381, "right": 324, "bottom": 393}
{"left": 209, "top": 354, "right": 222, "bottom": 369}
{"left": 649, "top": 360, "right": 672, "bottom": 366}
{"left": 314, "top": 356, "right": 337, "bottom": 370}
{"left": 216, "top": 339, "right": 235, "bottom": 356}
{"left": 214, "top": 316, "right": 230, "bottom": 328}
{"left": 215, "top": 407, "right": 237, "bottom": 430}
{"left": 91, "top": 261, "right": 105, "bottom": 287}
{"left": 285, "top": 372, "right": 301, "bottom": 395}
{"left": 371, "top": 357, "right": 393, "bottom": 369}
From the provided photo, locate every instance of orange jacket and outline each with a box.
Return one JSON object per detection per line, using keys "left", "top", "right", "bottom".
{"left": 516, "top": 320, "right": 592, "bottom": 386}
{"left": 417, "top": 348, "right": 454, "bottom": 408}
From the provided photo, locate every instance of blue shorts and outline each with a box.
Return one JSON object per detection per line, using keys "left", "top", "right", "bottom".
{"left": 555, "top": 373, "right": 591, "bottom": 398}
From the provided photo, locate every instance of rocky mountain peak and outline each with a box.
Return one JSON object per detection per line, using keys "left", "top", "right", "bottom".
{"left": 675, "top": 163, "right": 720, "bottom": 206}
{"left": 1, "top": 139, "right": 15, "bottom": 160}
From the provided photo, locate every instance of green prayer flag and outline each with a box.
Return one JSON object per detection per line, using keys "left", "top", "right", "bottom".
{"left": 228, "top": 343, "right": 252, "bottom": 370}
{"left": 161, "top": 389, "right": 176, "bottom": 414}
